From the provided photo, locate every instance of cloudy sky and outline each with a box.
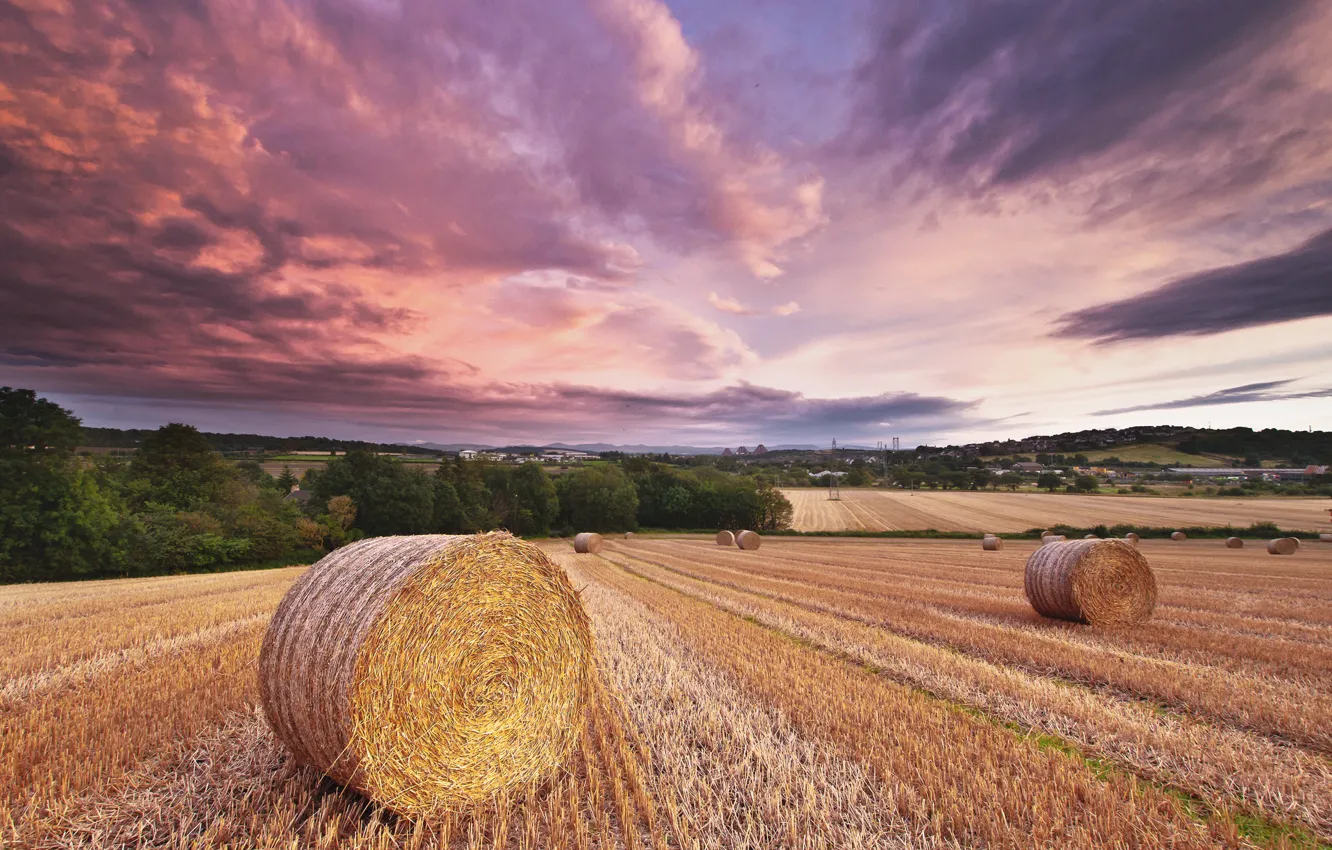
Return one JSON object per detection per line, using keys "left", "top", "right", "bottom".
{"left": 2, "top": 0, "right": 1330, "bottom": 446}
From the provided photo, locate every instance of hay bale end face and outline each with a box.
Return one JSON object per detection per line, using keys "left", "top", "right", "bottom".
{"left": 1225, "top": 537, "right": 1244, "bottom": 549}
{"left": 982, "top": 536, "right": 1004, "bottom": 551}
{"left": 259, "top": 533, "right": 594, "bottom": 816}
{"left": 1170, "top": 531, "right": 1187, "bottom": 541}
{"left": 1267, "top": 538, "right": 1297, "bottom": 556}
{"left": 573, "top": 532, "right": 604, "bottom": 554}
{"left": 1024, "top": 539, "right": 1156, "bottom": 626}
{"left": 1288, "top": 537, "right": 1300, "bottom": 549}
{"left": 735, "top": 530, "right": 762, "bottom": 551}
{"left": 715, "top": 530, "right": 736, "bottom": 547}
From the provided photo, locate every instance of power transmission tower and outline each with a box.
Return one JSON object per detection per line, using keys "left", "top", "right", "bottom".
{"left": 829, "top": 439, "right": 841, "bottom": 501}
{"left": 892, "top": 437, "right": 900, "bottom": 451}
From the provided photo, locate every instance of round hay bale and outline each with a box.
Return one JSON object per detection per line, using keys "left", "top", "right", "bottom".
{"left": 573, "top": 532, "right": 604, "bottom": 554}
{"left": 1024, "top": 539, "right": 1156, "bottom": 626}
{"left": 1083, "top": 533, "right": 1098, "bottom": 539}
{"left": 1288, "top": 537, "right": 1300, "bottom": 549}
{"left": 1039, "top": 529, "right": 1053, "bottom": 538}
{"left": 259, "top": 533, "right": 593, "bottom": 816}
{"left": 1267, "top": 538, "right": 1297, "bottom": 556}
{"left": 1320, "top": 533, "right": 1332, "bottom": 543}
{"left": 1041, "top": 534, "right": 1066, "bottom": 544}
{"left": 735, "top": 530, "right": 762, "bottom": 551}
{"left": 715, "top": 530, "right": 736, "bottom": 546}
{"left": 1124, "top": 533, "right": 1140, "bottom": 546}
{"left": 982, "top": 536, "right": 1004, "bottom": 551}
{"left": 1170, "top": 531, "right": 1186, "bottom": 541}
{"left": 624, "top": 532, "right": 635, "bottom": 540}
{"left": 1225, "top": 537, "right": 1244, "bottom": 549}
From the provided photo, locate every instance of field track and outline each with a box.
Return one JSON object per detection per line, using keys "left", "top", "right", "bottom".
{"left": 783, "top": 487, "right": 1332, "bottom": 532}
{"left": 3, "top": 537, "right": 1330, "bottom": 848}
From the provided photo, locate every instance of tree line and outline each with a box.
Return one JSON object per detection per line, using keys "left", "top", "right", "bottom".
{"left": 1, "top": 388, "right": 792, "bottom": 582}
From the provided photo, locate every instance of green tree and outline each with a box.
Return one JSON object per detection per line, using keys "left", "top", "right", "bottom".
{"left": 1037, "top": 472, "right": 1062, "bottom": 492}
{"left": 129, "top": 424, "right": 230, "bottom": 509}
{"left": 1072, "top": 475, "right": 1100, "bottom": 493}
{"left": 275, "top": 466, "right": 298, "bottom": 493}
{"left": 310, "top": 450, "right": 433, "bottom": 536}
{"left": 754, "top": 483, "right": 793, "bottom": 531}
{"left": 557, "top": 466, "right": 639, "bottom": 532}
{"left": 0, "top": 388, "right": 125, "bottom": 581}
{"left": 501, "top": 463, "right": 559, "bottom": 535}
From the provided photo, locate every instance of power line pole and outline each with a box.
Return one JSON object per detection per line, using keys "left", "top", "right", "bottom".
{"left": 829, "top": 438, "right": 841, "bottom": 501}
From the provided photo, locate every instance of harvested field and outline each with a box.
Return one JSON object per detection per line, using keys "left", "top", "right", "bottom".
{"left": 4, "top": 536, "right": 1330, "bottom": 848}
{"left": 782, "top": 487, "right": 1332, "bottom": 533}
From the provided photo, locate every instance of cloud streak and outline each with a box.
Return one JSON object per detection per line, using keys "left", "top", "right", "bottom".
{"left": 1055, "top": 228, "right": 1332, "bottom": 342}
{"left": 1091, "top": 379, "right": 1332, "bottom": 415}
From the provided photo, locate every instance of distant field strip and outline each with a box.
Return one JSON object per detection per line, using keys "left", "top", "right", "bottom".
{"left": 782, "top": 488, "right": 1332, "bottom": 532}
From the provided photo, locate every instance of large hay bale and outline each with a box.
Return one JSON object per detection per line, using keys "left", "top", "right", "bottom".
{"left": 982, "top": 536, "right": 1003, "bottom": 551}
{"left": 1024, "top": 539, "right": 1156, "bottom": 626}
{"left": 1224, "top": 537, "right": 1244, "bottom": 549}
{"left": 1124, "top": 533, "right": 1140, "bottom": 546}
{"left": 573, "top": 532, "right": 604, "bottom": 554}
{"left": 1267, "top": 538, "right": 1297, "bottom": 556}
{"left": 259, "top": 533, "right": 593, "bottom": 816}
{"left": 735, "top": 530, "right": 762, "bottom": 551}
{"left": 715, "top": 530, "right": 736, "bottom": 546}
{"left": 1170, "top": 531, "right": 1186, "bottom": 541}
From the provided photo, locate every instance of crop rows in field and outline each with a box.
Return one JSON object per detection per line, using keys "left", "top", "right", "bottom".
{"left": 3, "top": 538, "right": 1330, "bottom": 849}
{"left": 781, "top": 487, "right": 1332, "bottom": 533}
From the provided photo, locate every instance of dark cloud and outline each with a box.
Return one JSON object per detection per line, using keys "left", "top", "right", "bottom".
{"left": 1091, "top": 379, "right": 1332, "bottom": 415}
{"left": 1055, "top": 228, "right": 1332, "bottom": 341}
{"left": 851, "top": 0, "right": 1323, "bottom": 214}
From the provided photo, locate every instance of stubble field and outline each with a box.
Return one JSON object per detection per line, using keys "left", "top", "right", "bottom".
{"left": 3, "top": 536, "right": 1331, "bottom": 849}
{"left": 782, "top": 487, "right": 1332, "bottom": 533}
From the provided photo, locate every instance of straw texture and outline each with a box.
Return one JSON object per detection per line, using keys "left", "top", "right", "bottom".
{"left": 1024, "top": 539, "right": 1157, "bottom": 626}
{"left": 715, "top": 530, "right": 736, "bottom": 546}
{"left": 259, "top": 533, "right": 594, "bottom": 816}
{"left": 1225, "top": 537, "right": 1244, "bottom": 549}
{"left": 982, "top": 536, "right": 1003, "bottom": 551}
{"left": 1267, "top": 538, "right": 1297, "bottom": 555}
{"left": 735, "top": 530, "right": 762, "bottom": 551}
{"left": 573, "top": 532, "right": 604, "bottom": 554}
{"left": 1171, "top": 531, "right": 1187, "bottom": 541}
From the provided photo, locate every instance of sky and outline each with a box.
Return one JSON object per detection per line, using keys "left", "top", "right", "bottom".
{"left": 2, "top": 0, "right": 1330, "bottom": 447}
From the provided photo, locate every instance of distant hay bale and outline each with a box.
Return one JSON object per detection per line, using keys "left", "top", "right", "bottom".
{"left": 1041, "top": 534, "right": 1066, "bottom": 544}
{"left": 1321, "top": 534, "right": 1332, "bottom": 543}
{"left": 982, "top": 536, "right": 1004, "bottom": 551}
{"left": 1267, "top": 538, "right": 1297, "bottom": 556}
{"left": 1170, "top": 531, "right": 1187, "bottom": 541}
{"left": 573, "top": 532, "right": 604, "bottom": 554}
{"left": 1124, "top": 533, "right": 1140, "bottom": 545}
{"left": 259, "top": 534, "right": 594, "bottom": 816}
{"left": 715, "top": 530, "right": 736, "bottom": 546}
{"left": 624, "top": 532, "right": 635, "bottom": 540}
{"left": 735, "top": 530, "right": 762, "bottom": 551}
{"left": 1083, "top": 533, "right": 1098, "bottom": 539}
{"left": 1225, "top": 537, "right": 1244, "bottom": 549}
{"left": 1039, "top": 529, "right": 1053, "bottom": 538}
{"left": 1024, "top": 539, "right": 1157, "bottom": 626}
